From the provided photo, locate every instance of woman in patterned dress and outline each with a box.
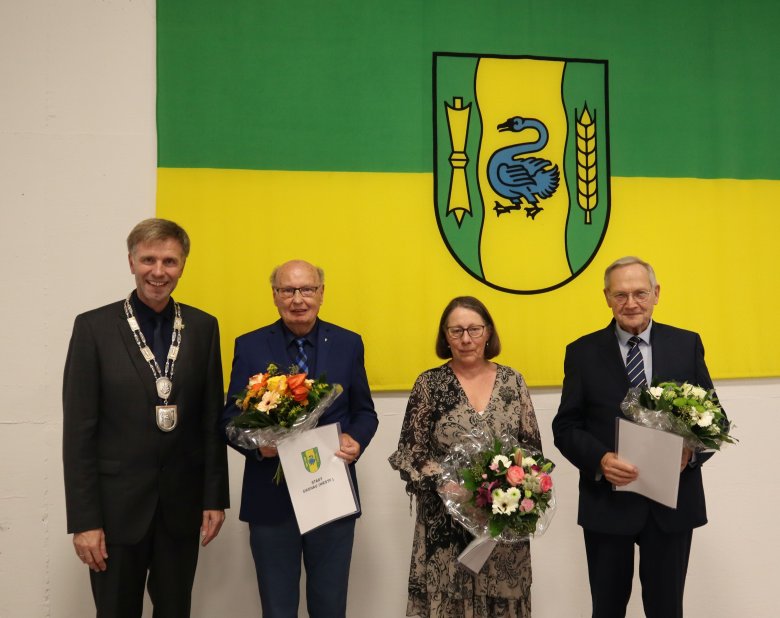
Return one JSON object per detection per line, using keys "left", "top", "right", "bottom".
{"left": 389, "top": 296, "right": 542, "bottom": 618}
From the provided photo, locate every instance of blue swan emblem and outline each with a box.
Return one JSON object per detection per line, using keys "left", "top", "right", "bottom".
{"left": 487, "top": 116, "right": 560, "bottom": 219}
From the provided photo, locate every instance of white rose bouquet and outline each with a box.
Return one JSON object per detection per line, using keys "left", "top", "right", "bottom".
{"left": 621, "top": 381, "right": 736, "bottom": 451}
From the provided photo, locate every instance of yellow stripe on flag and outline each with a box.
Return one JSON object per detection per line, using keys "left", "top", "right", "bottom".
{"left": 158, "top": 168, "right": 780, "bottom": 389}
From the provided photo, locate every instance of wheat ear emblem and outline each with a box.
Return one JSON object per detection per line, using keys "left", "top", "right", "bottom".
{"left": 576, "top": 105, "right": 597, "bottom": 224}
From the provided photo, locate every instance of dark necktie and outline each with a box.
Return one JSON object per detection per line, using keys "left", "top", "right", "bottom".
{"left": 152, "top": 314, "right": 167, "bottom": 369}
{"left": 295, "top": 337, "right": 309, "bottom": 374}
{"left": 626, "top": 335, "right": 647, "bottom": 388}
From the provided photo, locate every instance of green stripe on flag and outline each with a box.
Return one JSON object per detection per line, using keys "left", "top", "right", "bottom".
{"left": 157, "top": 0, "right": 780, "bottom": 179}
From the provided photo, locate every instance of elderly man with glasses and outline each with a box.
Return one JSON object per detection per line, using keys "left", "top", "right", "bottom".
{"left": 552, "top": 256, "right": 722, "bottom": 618}
{"left": 221, "top": 259, "right": 378, "bottom": 618}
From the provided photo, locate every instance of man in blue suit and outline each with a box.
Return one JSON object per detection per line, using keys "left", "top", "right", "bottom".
{"left": 553, "top": 256, "right": 718, "bottom": 618}
{"left": 221, "top": 260, "right": 378, "bottom": 618}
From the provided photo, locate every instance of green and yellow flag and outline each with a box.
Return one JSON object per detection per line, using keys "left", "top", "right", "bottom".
{"left": 157, "top": 1, "right": 780, "bottom": 388}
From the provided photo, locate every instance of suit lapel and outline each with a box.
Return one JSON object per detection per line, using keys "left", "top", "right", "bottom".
{"left": 597, "top": 321, "right": 631, "bottom": 389}
{"left": 649, "top": 321, "right": 672, "bottom": 382}
{"left": 116, "top": 306, "right": 157, "bottom": 404}
{"left": 315, "top": 321, "right": 332, "bottom": 377}
{"left": 268, "top": 320, "right": 290, "bottom": 371}
{"left": 168, "top": 303, "right": 194, "bottom": 403}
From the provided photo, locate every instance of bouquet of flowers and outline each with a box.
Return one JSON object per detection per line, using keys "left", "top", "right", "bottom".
{"left": 225, "top": 363, "right": 342, "bottom": 482}
{"left": 621, "top": 381, "right": 736, "bottom": 451}
{"left": 437, "top": 430, "right": 556, "bottom": 541}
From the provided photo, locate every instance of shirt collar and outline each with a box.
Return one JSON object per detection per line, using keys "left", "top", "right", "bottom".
{"left": 281, "top": 319, "right": 319, "bottom": 347}
{"left": 131, "top": 290, "right": 174, "bottom": 322}
{"left": 615, "top": 320, "right": 653, "bottom": 346}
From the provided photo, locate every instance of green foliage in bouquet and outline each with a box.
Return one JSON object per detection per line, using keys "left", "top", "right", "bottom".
{"left": 638, "top": 381, "right": 736, "bottom": 450}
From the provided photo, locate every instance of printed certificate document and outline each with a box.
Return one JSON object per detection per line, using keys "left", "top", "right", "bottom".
{"left": 277, "top": 423, "right": 358, "bottom": 534}
{"left": 615, "top": 418, "right": 683, "bottom": 509}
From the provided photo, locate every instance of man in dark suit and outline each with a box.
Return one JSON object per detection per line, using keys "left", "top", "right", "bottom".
{"left": 221, "top": 259, "right": 378, "bottom": 618}
{"left": 63, "top": 218, "right": 229, "bottom": 617}
{"left": 552, "top": 256, "right": 717, "bottom": 618}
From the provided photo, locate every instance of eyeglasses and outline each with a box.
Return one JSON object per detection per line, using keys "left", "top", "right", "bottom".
{"left": 446, "top": 325, "right": 486, "bottom": 339}
{"left": 609, "top": 290, "right": 652, "bottom": 305}
{"left": 274, "top": 286, "right": 320, "bottom": 299}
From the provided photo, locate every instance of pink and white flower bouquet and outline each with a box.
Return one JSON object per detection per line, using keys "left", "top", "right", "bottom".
{"left": 437, "top": 431, "right": 556, "bottom": 541}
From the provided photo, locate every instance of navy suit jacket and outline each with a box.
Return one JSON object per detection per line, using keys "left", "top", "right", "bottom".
{"left": 63, "top": 299, "right": 230, "bottom": 544}
{"left": 552, "top": 320, "right": 715, "bottom": 535}
{"left": 220, "top": 319, "right": 378, "bottom": 525}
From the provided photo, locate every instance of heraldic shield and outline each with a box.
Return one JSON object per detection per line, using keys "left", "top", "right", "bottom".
{"left": 434, "top": 53, "right": 611, "bottom": 294}
{"left": 302, "top": 447, "right": 321, "bottom": 473}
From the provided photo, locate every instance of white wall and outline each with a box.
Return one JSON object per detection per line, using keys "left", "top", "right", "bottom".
{"left": 1, "top": 1, "right": 777, "bottom": 616}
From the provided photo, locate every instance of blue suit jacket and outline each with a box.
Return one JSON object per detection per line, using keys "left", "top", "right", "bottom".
{"left": 552, "top": 320, "right": 716, "bottom": 535}
{"left": 220, "top": 319, "right": 378, "bottom": 525}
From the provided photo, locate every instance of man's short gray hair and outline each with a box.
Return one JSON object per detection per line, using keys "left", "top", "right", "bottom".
{"left": 604, "top": 256, "right": 657, "bottom": 290}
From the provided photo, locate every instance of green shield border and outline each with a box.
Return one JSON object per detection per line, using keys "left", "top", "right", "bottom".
{"left": 433, "top": 52, "right": 611, "bottom": 294}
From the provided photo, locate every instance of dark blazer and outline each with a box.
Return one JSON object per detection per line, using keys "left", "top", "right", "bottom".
{"left": 552, "top": 320, "right": 715, "bottom": 535}
{"left": 63, "top": 299, "right": 230, "bottom": 544}
{"left": 220, "top": 319, "right": 378, "bottom": 525}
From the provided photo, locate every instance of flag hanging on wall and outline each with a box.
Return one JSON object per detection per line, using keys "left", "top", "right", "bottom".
{"left": 157, "top": 0, "right": 780, "bottom": 389}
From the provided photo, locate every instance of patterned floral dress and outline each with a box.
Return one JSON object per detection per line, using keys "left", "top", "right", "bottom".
{"left": 389, "top": 363, "right": 542, "bottom": 618}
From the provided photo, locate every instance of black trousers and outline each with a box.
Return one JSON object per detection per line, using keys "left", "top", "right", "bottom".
{"left": 89, "top": 508, "right": 200, "bottom": 618}
{"left": 584, "top": 515, "right": 693, "bottom": 618}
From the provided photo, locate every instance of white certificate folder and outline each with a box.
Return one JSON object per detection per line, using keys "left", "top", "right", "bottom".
{"left": 277, "top": 423, "right": 359, "bottom": 534}
{"left": 615, "top": 418, "right": 683, "bottom": 509}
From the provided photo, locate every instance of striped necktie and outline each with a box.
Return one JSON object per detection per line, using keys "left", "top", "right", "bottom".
{"left": 295, "top": 337, "right": 309, "bottom": 375}
{"left": 626, "top": 336, "right": 647, "bottom": 388}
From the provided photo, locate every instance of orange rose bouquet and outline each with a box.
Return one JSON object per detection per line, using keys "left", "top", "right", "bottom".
{"left": 225, "top": 363, "right": 342, "bottom": 482}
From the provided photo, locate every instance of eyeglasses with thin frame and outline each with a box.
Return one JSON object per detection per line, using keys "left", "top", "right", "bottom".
{"left": 608, "top": 290, "right": 652, "bottom": 305}
{"left": 274, "top": 286, "right": 321, "bottom": 299}
{"left": 445, "top": 325, "right": 486, "bottom": 339}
